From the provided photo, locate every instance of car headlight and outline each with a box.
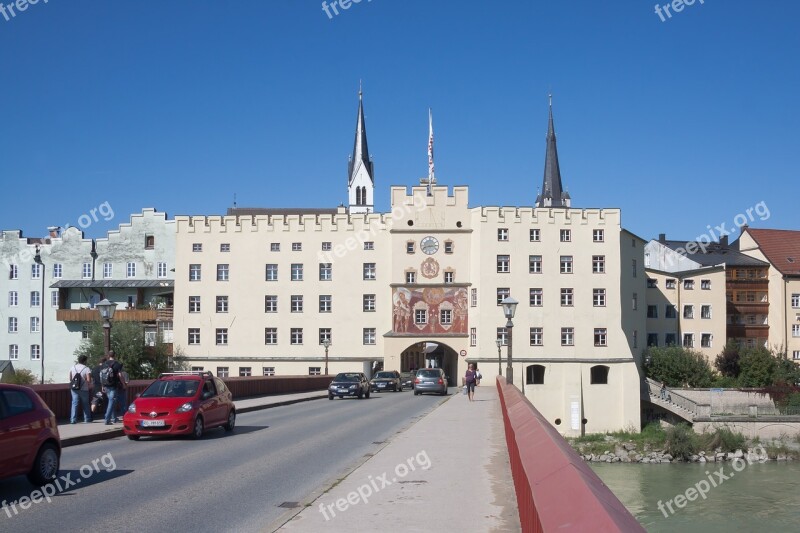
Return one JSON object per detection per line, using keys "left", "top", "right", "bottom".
{"left": 349, "top": 384, "right": 358, "bottom": 389}
{"left": 329, "top": 385, "right": 337, "bottom": 390}
{"left": 175, "top": 402, "right": 194, "bottom": 413}
{"left": 127, "top": 403, "right": 136, "bottom": 414}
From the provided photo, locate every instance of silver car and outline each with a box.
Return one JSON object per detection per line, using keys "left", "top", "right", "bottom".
{"left": 413, "top": 368, "right": 448, "bottom": 396}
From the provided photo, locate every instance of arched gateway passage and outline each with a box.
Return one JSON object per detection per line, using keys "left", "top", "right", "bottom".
{"left": 399, "top": 341, "right": 459, "bottom": 386}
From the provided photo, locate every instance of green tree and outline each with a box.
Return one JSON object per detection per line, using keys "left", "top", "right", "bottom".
{"left": 714, "top": 340, "right": 741, "bottom": 379}
{"left": 737, "top": 347, "right": 777, "bottom": 387}
{"left": 8, "top": 368, "right": 38, "bottom": 385}
{"left": 643, "top": 345, "right": 715, "bottom": 387}
{"left": 74, "top": 321, "right": 182, "bottom": 379}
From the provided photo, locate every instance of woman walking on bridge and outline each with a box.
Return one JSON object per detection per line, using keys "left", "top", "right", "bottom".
{"left": 464, "top": 364, "right": 478, "bottom": 402}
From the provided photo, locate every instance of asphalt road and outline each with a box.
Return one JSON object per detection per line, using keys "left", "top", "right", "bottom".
{"left": 0, "top": 388, "right": 451, "bottom": 532}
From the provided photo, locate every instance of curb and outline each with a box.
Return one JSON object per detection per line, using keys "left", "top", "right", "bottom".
{"left": 61, "top": 393, "right": 328, "bottom": 448}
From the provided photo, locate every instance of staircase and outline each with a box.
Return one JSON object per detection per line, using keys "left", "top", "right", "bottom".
{"left": 642, "top": 378, "right": 710, "bottom": 423}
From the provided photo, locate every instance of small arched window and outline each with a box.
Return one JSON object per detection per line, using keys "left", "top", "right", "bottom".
{"left": 590, "top": 365, "right": 610, "bottom": 385}
{"left": 526, "top": 364, "right": 545, "bottom": 385}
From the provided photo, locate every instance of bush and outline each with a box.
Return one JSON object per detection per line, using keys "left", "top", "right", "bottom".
{"left": 738, "top": 347, "right": 777, "bottom": 387}
{"left": 697, "top": 428, "right": 746, "bottom": 452}
{"left": 665, "top": 423, "right": 697, "bottom": 459}
{"left": 644, "top": 346, "right": 715, "bottom": 387}
{"left": 8, "top": 368, "right": 38, "bottom": 385}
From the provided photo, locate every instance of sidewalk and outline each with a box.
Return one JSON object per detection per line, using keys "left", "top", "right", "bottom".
{"left": 57, "top": 390, "right": 328, "bottom": 447}
{"left": 274, "top": 384, "right": 520, "bottom": 532}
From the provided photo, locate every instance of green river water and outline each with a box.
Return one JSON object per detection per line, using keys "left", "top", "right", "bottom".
{"left": 590, "top": 461, "right": 800, "bottom": 532}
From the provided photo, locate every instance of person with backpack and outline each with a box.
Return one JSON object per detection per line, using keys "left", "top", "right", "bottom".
{"left": 69, "top": 355, "right": 93, "bottom": 423}
{"left": 101, "top": 351, "right": 125, "bottom": 425}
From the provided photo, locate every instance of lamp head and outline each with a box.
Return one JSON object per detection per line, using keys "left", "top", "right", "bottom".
{"left": 501, "top": 297, "right": 518, "bottom": 320}
{"left": 96, "top": 299, "right": 118, "bottom": 320}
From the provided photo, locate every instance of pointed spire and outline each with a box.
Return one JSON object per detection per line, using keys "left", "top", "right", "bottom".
{"left": 427, "top": 108, "right": 436, "bottom": 196}
{"left": 536, "top": 94, "right": 568, "bottom": 208}
{"left": 349, "top": 85, "right": 373, "bottom": 184}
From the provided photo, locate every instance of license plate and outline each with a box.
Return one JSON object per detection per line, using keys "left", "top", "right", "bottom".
{"left": 337, "top": 389, "right": 348, "bottom": 393}
{"left": 378, "top": 383, "right": 386, "bottom": 388}
{"left": 141, "top": 419, "right": 165, "bottom": 427}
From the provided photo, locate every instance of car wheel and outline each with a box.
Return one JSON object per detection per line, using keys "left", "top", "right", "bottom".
{"left": 192, "top": 416, "right": 204, "bottom": 439}
{"left": 414, "top": 391, "right": 420, "bottom": 396}
{"left": 329, "top": 394, "right": 334, "bottom": 400}
{"left": 358, "top": 390, "right": 363, "bottom": 399}
{"left": 365, "top": 389, "right": 370, "bottom": 399}
{"left": 224, "top": 410, "right": 236, "bottom": 432}
{"left": 127, "top": 434, "right": 140, "bottom": 441}
{"left": 27, "top": 442, "right": 59, "bottom": 486}
{"left": 399, "top": 385, "right": 403, "bottom": 392}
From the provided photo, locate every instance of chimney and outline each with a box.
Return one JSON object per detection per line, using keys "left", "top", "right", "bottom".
{"left": 658, "top": 233, "right": 666, "bottom": 244}
{"left": 720, "top": 235, "right": 728, "bottom": 247}
{"left": 47, "top": 226, "right": 61, "bottom": 238}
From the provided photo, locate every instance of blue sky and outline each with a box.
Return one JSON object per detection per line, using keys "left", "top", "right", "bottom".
{"left": 1, "top": 0, "right": 797, "bottom": 243}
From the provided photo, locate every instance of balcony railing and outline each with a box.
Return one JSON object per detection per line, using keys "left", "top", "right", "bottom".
{"left": 56, "top": 308, "right": 161, "bottom": 322}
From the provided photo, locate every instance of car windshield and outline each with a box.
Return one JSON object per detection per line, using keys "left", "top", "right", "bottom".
{"left": 417, "top": 370, "right": 440, "bottom": 378}
{"left": 374, "top": 372, "right": 394, "bottom": 379}
{"left": 141, "top": 379, "right": 199, "bottom": 398}
{"left": 333, "top": 374, "right": 360, "bottom": 382}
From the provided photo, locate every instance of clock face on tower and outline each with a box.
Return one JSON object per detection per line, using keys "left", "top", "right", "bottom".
{"left": 421, "top": 236, "right": 439, "bottom": 255}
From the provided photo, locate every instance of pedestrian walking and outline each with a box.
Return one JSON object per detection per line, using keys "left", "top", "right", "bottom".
{"left": 116, "top": 368, "right": 130, "bottom": 418}
{"left": 660, "top": 382, "right": 667, "bottom": 400}
{"left": 69, "top": 355, "right": 93, "bottom": 423}
{"left": 464, "top": 363, "right": 478, "bottom": 402}
{"left": 101, "top": 351, "right": 125, "bottom": 425}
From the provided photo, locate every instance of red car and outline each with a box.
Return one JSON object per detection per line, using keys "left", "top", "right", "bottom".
{"left": 123, "top": 372, "right": 235, "bottom": 440}
{"left": 0, "top": 383, "right": 61, "bottom": 485}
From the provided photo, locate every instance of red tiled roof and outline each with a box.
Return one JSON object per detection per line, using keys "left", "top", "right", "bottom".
{"left": 744, "top": 228, "right": 800, "bottom": 276}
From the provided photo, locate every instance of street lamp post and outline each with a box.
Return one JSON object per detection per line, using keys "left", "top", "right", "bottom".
{"left": 96, "top": 299, "right": 118, "bottom": 357}
{"left": 495, "top": 339, "right": 502, "bottom": 376}
{"left": 34, "top": 246, "right": 45, "bottom": 384}
{"left": 501, "top": 297, "right": 518, "bottom": 386}
{"left": 323, "top": 338, "right": 331, "bottom": 375}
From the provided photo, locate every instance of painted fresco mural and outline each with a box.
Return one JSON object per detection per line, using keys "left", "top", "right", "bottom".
{"left": 392, "top": 286, "right": 468, "bottom": 335}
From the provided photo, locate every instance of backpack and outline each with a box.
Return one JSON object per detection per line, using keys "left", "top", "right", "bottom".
{"left": 100, "top": 364, "right": 117, "bottom": 387}
{"left": 70, "top": 366, "right": 83, "bottom": 390}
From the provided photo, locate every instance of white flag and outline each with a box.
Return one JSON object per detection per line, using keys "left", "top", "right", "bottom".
{"left": 427, "top": 109, "right": 435, "bottom": 192}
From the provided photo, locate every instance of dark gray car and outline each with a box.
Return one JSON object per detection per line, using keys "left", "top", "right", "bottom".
{"left": 413, "top": 368, "right": 448, "bottom": 396}
{"left": 328, "top": 372, "right": 371, "bottom": 399}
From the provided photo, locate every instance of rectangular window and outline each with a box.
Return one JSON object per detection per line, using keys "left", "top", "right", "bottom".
{"left": 530, "top": 228, "right": 540, "bottom": 242}
{"left": 363, "top": 328, "right": 376, "bottom": 345}
{"left": 363, "top": 294, "right": 376, "bottom": 312}
{"left": 444, "top": 241, "right": 453, "bottom": 254}
{"left": 291, "top": 295, "right": 304, "bottom": 313}
{"left": 470, "top": 327, "right": 477, "bottom": 347}
{"left": 560, "top": 229, "right": 571, "bottom": 242}
{"left": 364, "top": 241, "right": 374, "bottom": 250}
{"left": 319, "top": 295, "right": 332, "bottom": 313}
{"left": 291, "top": 264, "right": 303, "bottom": 281}
{"left": 266, "top": 264, "right": 278, "bottom": 281}
{"left": 647, "top": 305, "right": 658, "bottom": 318}
{"left": 31, "top": 264, "right": 41, "bottom": 279}
{"left": 561, "top": 327, "right": 574, "bottom": 346}
{"left": 82, "top": 263, "right": 92, "bottom": 279}
{"left": 270, "top": 243, "right": 280, "bottom": 252}
{"left": 701, "top": 333, "right": 712, "bottom": 348}
{"left": 560, "top": 288, "right": 573, "bottom": 307}
{"left": 9, "top": 264, "right": 18, "bottom": 280}
{"left": 701, "top": 279, "right": 711, "bottom": 290}
{"left": 28, "top": 292, "right": 39, "bottom": 308}
{"left": 529, "top": 288, "right": 543, "bottom": 307}
{"left": 292, "top": 242, "right": 302, "bottom": 252}
{"left": 666, "top": 279, "right": 676, "bottom": 289}
{"left": 265, "top": 295, "right": 277, "bottom": 312}
{"left": 322, "top": 242, "right": 332, "bottom": 251}
{"left": 594, "top": 328, "right": 607, "bottom": 347}
{"left": 216, "top": 296, "right": 229, "bottom": 313}
{"left": 497, "top": 327, "right": 508, "bottom": 346}
{"left": 319, "top": 263, "right": 332, "bottom": 281}
{"left": 592, "top": 255, "right": 605, "bottom": 274}
{"left": 239, "top": 367, "right": 251, "bottom": 377}
{"left": 217, "top": 264, "right": 229, "bottom": 281}
{"left": 792, "top": 324, "right": 800, "bottom": 338}
{"left": 406, "top": 271, "right": 416, "bottom": 283}
{"left": 216, "top": 328, "right": 228, "bottom": 345}
{"left": 319, "top": 328, "right": 332, "bottom": 344}
{"left": 701, "top": 305, "right": 711, "bottom": 319}
{"left": 470, "top": 288, "right": 477, "bottom": 307}
{"left": 793, "top": 351, "right": 800, "bottom": 361}
{"left": 125, "top": 262, "right": 135, "bottom": 278}
{"left": 444, "top": 271, "right": 454, "bottom": 283}
{"left": 791, "top": 294, "right": 799, "bottom": 308}
{"left": 30, "top": 317, "right": 40, "bottom": 333}
{"left": 665, "top": 305, "right": 677, "bottom": 318}
{"left": 440, "top": 309, "right": 452, "bottom": 325}
{"left": 498, "top": 228, "right": 509, "bottom": 241}
{"left": 632, "top": 259, "right": 637, "bottom": 278}
{"left": 157, "top": 262, "right": 167, "bottom": 278}
{"left": 560, "top": 256, "right": 573, "bottom": 274}
{"left": 189, "top": 264, "right": 201, "bottom": 281}
{"left": 497, "top": 288, "right": 510, "bottom": 305}
{"left": 188, "top": 328, "right": 200, "bottom": 345}
{"left": 684, "top": 280, "right": 695, "bottom": 290}
{"left": 665, "top": 333, "right": 677, "bottom": 346}
{"left": 529, "top": 255, "right": 542, "bottom": 274}
{"left": 220, "top": 243, "right": 230, "bottom": 252}
{"left": 53, "top": 263, "right": 62, "bottom": 278}
{"left": 102, "top": 263, "right": 112, "bottom": 279}
{"left": 309, "top": 367, "right": 321, "bottom": 376}
{"left": 8, "top": 291, "right": 17, "bottom": 306}
{"left": 192, "top": 243, "right": 202, "bottom": 252}
{"left": 593, "top": 229, "right": 604, "bottom": 242}
{"left": 51, "top": 290, "right": 58, "bottom": 307}
{"left": 415, "top": 309, "right": 428, "bottom": 325}
{"left": 217, "top": 367, "right": 229, "bottom": 378}
{"left": 593, "top": 288, "right": 606, "bottom": 307}
{"left": 363, "top": 263, "right": 376, "bottom": 280}
{"left": 263, "top": 367, "right": 276, "bottom": 376}
{"left": 82, "top": 325, "right": 90, "bottom": 339}
{"left": 30, "top": 344, "right": 41, "bottom": 360}
{"left": 632, "top": 293, "right": 638, "bottom": 311}
{"left": 647, "top": 279, "right": 658, "bottom": 288}
{"left": 684, "top": 305, "right": 694, "bottom": 319}
{"left": 647, "top": 333, "right": 659, "bottom": 347}
{"left": 189, "top": 296, "right": 201, "bottom": 313}
{"left": 406, "top": 241, "right": 415, "bottom": 254}
{"left": 530, "top": 327, "right": 543, "bottom": 346}
{"left": 291, "top": 328, "right": 303, "bottom": 345}
{"left": 9, "top": 344, "right": 18, "bottom": 360}
{"left": 264, "top": 328, "right": 277, "bottom": 345}
{"left": 683, "top": 333, "right": 694, "bottom": 348}
{"left": 497, "top": 255, "right": 510, "bottom": 273}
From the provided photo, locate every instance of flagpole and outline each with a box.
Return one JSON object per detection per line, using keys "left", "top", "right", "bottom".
{"left": 427, "top": 108, "right": 435, "bottom": 196}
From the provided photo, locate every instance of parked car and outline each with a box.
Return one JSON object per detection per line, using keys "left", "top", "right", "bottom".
{"left": 370, "top": 371, "right": 402, "bottom": 392}
{"left": 123, "top": 372, "right": 235, "bottom": 440}
{"left": 0, "top": 383, "right": 61, "bottom": 486}
{"left": 400, "top": 371, "right": 416, "bottom": 390}
{"left": 414, "top": 368, "right": 448, "bottom": 396}
{"left": 328, "top": 372, "right": 370, "bottom": 399}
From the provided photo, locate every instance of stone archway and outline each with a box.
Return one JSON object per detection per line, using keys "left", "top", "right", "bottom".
{"left": 400, "top": 341, "right": 459, "bottom": 386}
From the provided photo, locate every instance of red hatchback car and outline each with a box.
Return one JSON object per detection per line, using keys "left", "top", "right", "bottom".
{"left": 0, "top": 384, "right": 61, "bottom": 486}
{"left": 123, "top": 372, "right": 235, "bottom": 440}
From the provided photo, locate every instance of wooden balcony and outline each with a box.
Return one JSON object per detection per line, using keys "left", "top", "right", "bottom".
{"left": 57, "top": 308, "right": 158, "bottom": 322}
{"left": 727, "top": 324, "right": 770, "bottom": 338}
{"left": 727, "top": 302, "right": 769, "bottom": 315}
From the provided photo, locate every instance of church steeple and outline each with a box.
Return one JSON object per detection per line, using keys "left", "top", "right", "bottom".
{"left": 535, "top": 95, "right": 570, "bottom": 208}
{"left": 348, "top": 84, "right": 374, "bottom": 214}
